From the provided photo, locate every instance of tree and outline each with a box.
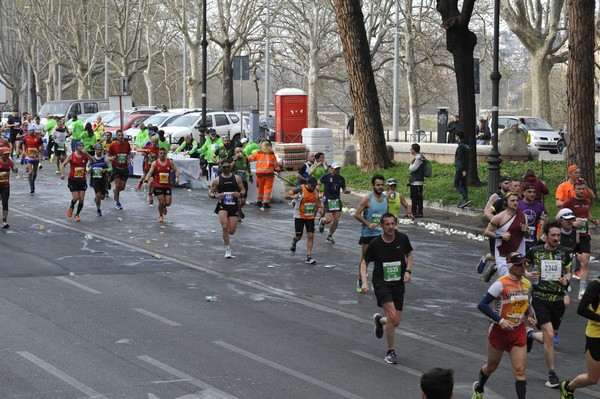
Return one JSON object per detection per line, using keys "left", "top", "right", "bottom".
{"left": 436, "top": 0, "right": 480, "bottom": 185}
{"left": 566, "top": 0, "right": 596, "bottom": 193}
{"left": 333, "top": 0, "right": 391, "bottom": 171}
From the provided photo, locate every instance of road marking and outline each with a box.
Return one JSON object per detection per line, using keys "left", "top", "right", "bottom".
{"left": 214, "top": 340, "right": 364, "bottom": 399}
{"left": 349, "top": 350, "right": 422, "bottom": 376}
{"left": 55, "top": 276, "right": 102, "bottom": 294}
{"left": 133, "top": 308, "right": 181, "bottom": 326}
{"left": 17, "top": 351, "right": 107, "bottom": 398}
{"left": 138, "top": 355, "right": 239, "bottom": 399}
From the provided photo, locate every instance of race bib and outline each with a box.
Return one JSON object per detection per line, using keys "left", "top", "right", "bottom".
{"left": 506, "top": 294, "right": 528, "bottom": 322}
{"left": 91, "top": 167, "right": 103, "bottom": 178}
{"left": 117, "top": 153, "right": 128, "bottom": 164}
{"left": 27, "top": 148, "right": 38, "bottom": 157}
{"left": 0, "top": 171, "right": 8, "bottom": 183}
{"left": 577, "top": 218, "right": 588, "bottom": 234}
{"left": 541, "top": 259, "right": 561, "bottom": 281}
{"left": 235, "top": 170, "right": 246, "bottom": 179}
{"left": 303, "top": 202, "right": 315, "bottom": 215}
{"left": 383, "top": 261, "right": 403, "bottom": 282}
{"left": 74, "top": 167, "right": 85, "bottom": 178}
{"left": 370, "top": 213, "right": 382, "bottom": 226}
{"left": 159, "top": 172, "right": 170, "bottom": 184}
{"left": 223, "top": 192, "right": 235, "bottom": 205}
{"left": 55, "top": 143, "right": 65, "bottom": 150}
{"left": 327, "top": 198, "right": 341, "bottom": 211}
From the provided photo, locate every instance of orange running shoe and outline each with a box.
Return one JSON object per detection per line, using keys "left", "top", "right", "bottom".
{"left": 74, "top": 215, "right": 81, "bottom": 222}
{"left": 67, "top": 208, "right": 73, "bottom": 218}
{"left": 162, "top": 208, "right": 168, "bottom": 215}
{"left": 158, "top": 215, "right": 164, "bottom": 223}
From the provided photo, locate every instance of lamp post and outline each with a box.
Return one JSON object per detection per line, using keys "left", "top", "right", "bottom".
{"left": 263, "top": 0, "right": 270, "bottom": 119}
{"left": 182, "top": 4, "right": 188, "bottom": 108}
{"left": 487, "top": 0, "right": 502, "bottom": 198}
{"left": 392, "top": 0, "right": 399, "bottom": 142}
{"left": 104, "top": 0, "right": 108, "bottom": 99}
{"left": 200, "top": 0, "right": 208, "bottom": 138}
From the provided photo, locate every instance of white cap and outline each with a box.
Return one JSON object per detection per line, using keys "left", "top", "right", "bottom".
{"left": 557, "top": 208, "right": 576, "bottom": 220}
{"left": 240, "top": 137, "right": 248, "bottom": 143}
{"left": 331, "top": 162, "right": 341, "bottom": 169}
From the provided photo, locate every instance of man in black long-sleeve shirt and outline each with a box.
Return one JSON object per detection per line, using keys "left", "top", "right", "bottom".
{"left": 454, "top": 131, "right": 470, "bottom": 208}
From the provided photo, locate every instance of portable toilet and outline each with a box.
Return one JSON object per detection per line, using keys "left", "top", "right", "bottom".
{"left": 274, "top": 88, "right": 308, "bottom": 143}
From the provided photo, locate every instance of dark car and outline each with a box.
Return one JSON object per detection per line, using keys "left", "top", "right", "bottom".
{"left": 557, "top": 123, "right": 600, "bottom": 153}
{"left": 259, "top": 116, "right": 276, "bottom": 141}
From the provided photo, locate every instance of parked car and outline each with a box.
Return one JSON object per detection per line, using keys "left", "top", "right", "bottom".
{"left": 496, "top": 116, "right": 560, "bottom": 153}
{"left": 259, "top": 116, "right": 276, "bottom": 141}
{"left": 557, "top": 123, "right": 600, "bottom": 153}
{"left": 104, "top": 114, "right": 153, "bottom": 138}
{"left": 125, "top": 109, "right": 199, "bottom": 141}
{"left": 161, "top": 111, "right": 246, "bottom": 144}
{"left": 37, "top": 99, "right": 109, "bottom": 123}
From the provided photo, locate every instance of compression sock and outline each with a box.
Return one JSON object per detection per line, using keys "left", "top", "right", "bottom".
{"left": 476, "top": 369, "right": 490, "bottom": 392}
{"left": 515, "top": 380, "right": 526, "bottom": 399}
{"left": 76, "top": 203, "right": 84, "bottom": 215}
{"left": 70, "top": 200, "right": 77, "bottom": 209}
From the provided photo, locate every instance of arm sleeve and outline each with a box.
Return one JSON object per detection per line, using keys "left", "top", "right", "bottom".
{"left": 477, "top": 285, "right": 502, "bottom": 323}
{"left": 577, "top": 280, "right": 600, "bottom": 322}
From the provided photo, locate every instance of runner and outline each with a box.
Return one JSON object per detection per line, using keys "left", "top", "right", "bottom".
{"left": 318, "top": 162, "right": 351, "bottom": 243}
{"left": 471, "top": 253, "right": 535, "bottom": 399}
{"left": 232, "top": 146, "right": 252, "bottom": 220}
{"left": 286, "top": 176, "right": 320, "bottom": 264}
{"left": 518, "top": 183, "right": 547, "bottom": 252}
{"left": 89, "top": 144, "right": 111, "bottom": 217}
{"left": 60, "top": 141, "right": 95, "bottom": 222}
{"left": 51, "top": 119, "right": 69, "bottom": 174}
{"left": 6, "top": 109, "right": 22, "bottom": 161}
{"left": 22, "top": 129, "right": 44, "bottom": 194}
{"left": 361, "top": 212, "right": 413, "bottom": 364}
{"left": 0, "top": 147, "right": 19, "bottom": 228}
{"left": 135, "top": 133, "right": 160, "bottom": 206}
{"left": 385, "top": 178, "right": 413, "bottom": 221}
{"left": 144, "top": 147, "right": 179, "bottom": 223}
{"left": 208, "top": 159, "right": 246, "bottom": 258}
{"left": 354, "top": 174, "right": 388, "bottom": 292}
{"left": 106, "top": 130, "right": 132, "bottom": 210}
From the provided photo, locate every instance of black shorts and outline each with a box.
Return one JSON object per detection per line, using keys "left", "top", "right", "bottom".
{"left": 153, "top": 187, "right": 172, "bottom": 196}
{"left": 580, "top": 235, "right": 592, "bottom": 254}
{"left": 324, "top": 198, "right": 342, "bottom": 213}
{"left": 0, "top": 186, "right": 9, "bottom": 209}
{"left": 53, "top": 146, "right": 66, "bottom": 156}
{"left": 533, "top": 298, "right": 565, "bottom": 331}
{"left": 294, "top": 218, "right": 315, "bottom": 236}
{"left": 215, "top": 202, "right": 238, "bottom": 217}
{"left": 90, "top": 178, "right": 106, "bottom": 194}
{"left": 110, "top": 167, "right": 129, "bottom": 182}
{"left": 359, "top": 235, "right": 378, "bottom": 245}
{"left": 68, "top": 178, "right": 87, "bottom": 192}
{"left": 9, "top": 131, "right": 19, "bottom": 144}
{"left": 586, "top": 336, "right": 600, "bottom": 361}
{"left": 373, "top": 278, "right": 405, "bottom": 310}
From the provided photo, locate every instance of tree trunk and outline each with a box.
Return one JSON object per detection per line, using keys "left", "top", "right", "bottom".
{"left": 334, "top": 0, "right": 391, "bottom": 171}
{"left": 404, "top": 0, "right": 419, "bottom": 133}
{"left": 187, "top": 45, "right": 201, "bottom": 108}
{"left": 530, "top": 54, "right": 553, "bottom": 124}
{"left": 567, "top": 0, "right": 596, "bottom": 193}
{"left": 307, "top": 41, "right": 319, "bottom": 128}
{"left": 222, "top": 41, "right": 234, "bottom": 111}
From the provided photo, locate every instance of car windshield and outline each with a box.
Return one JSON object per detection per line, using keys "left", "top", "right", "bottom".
{"left": 163, "top": 114, "right": 199, "bottom": 127}
{"left": 261, "top": 117, "right": 275, "bottom": 129}
{"left": 142, "top": 115, "right": 170, "bottom": 126}
{"left": 38, "top": 101, "right": 71, "bottom": 117}
{"left": 524, "top": 118, "right": 553, "bottom": 131}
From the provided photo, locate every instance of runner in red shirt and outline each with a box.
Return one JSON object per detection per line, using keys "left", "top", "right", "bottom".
{"left": 0, "top": 147, "right": 19, "bottom": 228}
{"left": 22, "top": 130, "right": 44, "bottom": 194}
{"left": 135, "top": 133, "right": 160, "bottom": 206}
{"left": 60, "top": 141, "right": 95, "bottom": 222}
{"left": 106, "top": 130, "right": 131, "bottom": 210}
{"left": 144, "top": 148, "right": 179, "bottom": 223}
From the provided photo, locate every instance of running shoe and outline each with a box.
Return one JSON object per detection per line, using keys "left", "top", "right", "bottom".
{"left": 263, "top": 203, "right": 271, "bottom": 209}
{"left": 559, "top": 381, "right": 574, "bottom": 399}
{"left": 290, "top": 243, "right": 296, "bottom": 255}
{"left": 384, "top": 350, "right": 397, "bottom": 364}
{"left": 579, "top": 289, "right": 586, "bottom": 300}
{"left": 554, "top": 333, "right": 559, "bottom": 345}
{"left": 526, "top": 330, "right": 534, "bottom": 353}
{"left": 55, "top": 170, "right": 60, "bottom": 174}
{"left": 115, "top": 203, "right": 123, "bottom": 210}
{"left": 162, "top": 208, "right": 168, "bottom": 215}
{"left": 74, "top": 215, "right": 81, "bottom": 222}
{"left": 50, "top": 154, "right": 55, "bottom": 162}
{"left": 148, "top": 195, "right": 154, "bottom": 205}
{"left": 225, "top": 250, "right": 233, "bottom": 259}
{"left": 318, "top": 218, "right": 325, "bottom": 233}
{"left": 238, "top": 209, "right": 245, "bottom": 219}
{"left": 373, "top": 313, "right": 383, "bottom": 339}
{"left": 471, "top": 382, "right": 484, "bottom": 399}
{"left": 2, "top": 222, "right": 9, "bottom": 229}
{"left": 326, "top": 235, "right": 335, "bottom": 244}
{"left": 476, "top": 255, "right": 487, "bottom": 274}
{"left": 357, "top": 278, "right": 363, "bottom": 293}
{"left": 38, "top": 164, "right": 42, "bottom": 170}
{"left": 136, "top": 181, "right": 142, "bottom": 191}
{"left": 458, "top": 198, "right": 471, "bottom": 208}
{"left": 305, "top": 256, "right": 316, "bottom": 264}
{"left": 483, "top": 262, "right": 497, "bottom": 283}
{"left": 546, "top": 372, "right": 560, "bottom": 388}
{"left": 158, "top": 215, "right": 164, "bottom": 223}
{"left": 67, "top": 208, "right": 74, "bottom": 218}
{"left": 255, "top": 201, "right": 262, "bottom": 207}
{"left": 96, "top": 210, "right": 102, "bottom": 217}
{"left": 572, "top": 269, "right": 581, "bottom": 280}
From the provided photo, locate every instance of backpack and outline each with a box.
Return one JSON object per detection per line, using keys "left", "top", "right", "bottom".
{"left": 422, "top": 157, "right": 432, "bottom": 178}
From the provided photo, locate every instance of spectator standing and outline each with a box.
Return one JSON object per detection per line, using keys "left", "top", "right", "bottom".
{"left": 447, "top": 115, "right": 459, "bottom": 144}
{"left": 475, "top": 118, "right": 491, "bottom": 145}
{"left": 453, "top": 131, "right": 470, "bottom": 208}
{"left": 521, "top": 169, "right": 548, "bottom": 203}
{"left": 408, "top": 143, "right": 425, "bottom": 217}
{"left": 247, "top": 140, "right": 280, "bottom": 209}
{"left": 347, "top": 115, "right": 355, "bottom": 136}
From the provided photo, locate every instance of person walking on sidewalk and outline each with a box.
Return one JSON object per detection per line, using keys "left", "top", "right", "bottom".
{"left": 354, "top": 174, "right": 388, "bottom": 293}
{"left": 361, "top": 212, "right": 413, "bottom": 365}
{"left": 286, "top": 177, "right": 320, "bottom": 264}
{"left": 471, "top": 253, "right": 535, "bottom": 399}
{"left": 453, "top": 131, "right": 470, "bottom": 208}
{"left": 408, "top": 143, "right": 425, "bottom": 217}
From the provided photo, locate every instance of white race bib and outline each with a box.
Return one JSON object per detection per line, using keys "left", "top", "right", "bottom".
{"left": 541, "top": 259, "right": 561, "bottom": 281}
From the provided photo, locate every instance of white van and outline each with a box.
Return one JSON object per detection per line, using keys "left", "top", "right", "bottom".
{"left": 497, "top": 116, "right": 560, "bottom": 153}
{"left": 38, "top": 99, "right": 110, "bottom": 123}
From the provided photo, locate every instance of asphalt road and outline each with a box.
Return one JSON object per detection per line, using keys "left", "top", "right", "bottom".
{"left": 1, "top": 163, "right": 599, "bottom": 399}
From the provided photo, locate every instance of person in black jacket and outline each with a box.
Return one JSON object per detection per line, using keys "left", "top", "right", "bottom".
{"left": 454, "top": 131, "right": 470, "bottom": 208}
{"left": 447, "top": 115, "right": 459, "bottom": 143}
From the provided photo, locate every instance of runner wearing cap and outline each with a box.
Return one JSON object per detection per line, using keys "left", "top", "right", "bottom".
{"left": 318, "top": 162, "right": 351, "bottom": 243}
{"left": 471, "top": 253, "right": 535, "bottom": 399}
{"left": 385, "top": 178, "right": 413, "bottom": 220}
{"left": 60, "top": 141, "right": 96, "bottom": 222}
{"left": 562, "top": 178, "right": 599, "bottom": 299}
{"left": 286, "top": 176, "right": 320, "bottom": 264}
{"left": 355, "top": 174, "right": 387, "bottom": 292}
{"left": 556, "top": 165, "right": 595, "bottom": 208}
{"left": 22, "top": 129, "right": 44, "bottom": 194}
{"left": 89, "top": 144, "right": 111, "bottom": 217}
{"left": 0, "top": 147, "right": 19, "bottom": 228}
{"left": 106, "top": 130, "right": 132, "bottom": 210}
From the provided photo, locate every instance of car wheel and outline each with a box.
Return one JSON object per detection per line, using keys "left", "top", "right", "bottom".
{"left": 556, "top": 141, "right": 565, "bottom": 154}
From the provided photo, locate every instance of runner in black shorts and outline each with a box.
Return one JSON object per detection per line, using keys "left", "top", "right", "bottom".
{"left": 89, "top": 144, "right": 110, "bottom": 217}
{"left": 144, "top": 148, "right": 179, "bottom": 223}
{"left": 360, "top": 212, "right": 413, "bottom": 365}
{"left": 286, "top": 177, "right": 320, "bottom": 264}
{"left": 61, "top": 141, "right": 95, "bottom": 222}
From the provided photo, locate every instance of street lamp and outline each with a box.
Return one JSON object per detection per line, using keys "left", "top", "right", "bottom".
{"left": 199, "top": 0, "right": 208, "bottom": 140}
{"left": 392, "top": 0, "right": 399, "bottom": 142}
{"left": 263, "top": 0, "right": 270, "bottom": 119}
{"left": 487, "top": 0, "right": 502, "bottom": 198}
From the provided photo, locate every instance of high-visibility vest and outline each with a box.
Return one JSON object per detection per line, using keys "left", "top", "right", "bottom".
{"left": 248, "top": 152, "right": 279, "bottom": 175}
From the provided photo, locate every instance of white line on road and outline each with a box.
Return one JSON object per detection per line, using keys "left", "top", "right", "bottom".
{"left": 349, "top": 350, "right": 422, "bottom": 377}
{"left": 133, "top": 308, "right": 181, "bottom": 326}
{"left": 214, "top": 340, "right": 365, "bottom": 399}
{"left": 17, "top": 351, "right": 107, "bottom": 399}
{"left": 138, "top": 355, "right": 239, "bottom": 399}
{"left": 55, "top": 276, "right": 102, "bottom": 294}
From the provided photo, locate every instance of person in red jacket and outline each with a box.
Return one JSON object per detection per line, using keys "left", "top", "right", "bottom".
{"left": 520, "top": 169, "right": 548, "bottom": 203}
{"left": 0, "top": 147, "right": 19, "bottom": 228}
{"left": 247, "top": 140, "right": 280, "bottom": 209}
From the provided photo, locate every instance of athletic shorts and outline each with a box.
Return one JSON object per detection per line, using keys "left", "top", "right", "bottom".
{"left": 580, "top": 235, "right": 591, "bottom": 254}
{"left": 586, "top": 336, "right": 600, "bottom": 361}
{"left": 53, "top": 144, "right": 66, "bottom": 155}
{"left": 0, "top": 186, "right": 9, "bottom": 209}
{"left": 68, "top": 178, "right": 87, "bottom": 192}
{"left": 9, "top": 131, "right": 19, "bottom": 144}
{"left": 488, "top": 323, "right": 526, "bottom": 352}
{"left": 373, "top": 277, "right": 405, "bottom": 310}
{"left": 359, "top": 235, "right": 378, "bottom": 245}
{"left": 110, "top": 167, "right": 129, "bottom": 182}
{"left": 323, "top": 198, "right": 342, "bottom": 213}
{"left": 90, "top": 178, "right": 106, "bottom": 194}
{"left": 294, "top": 218, "right": 315, "bottom": 236}
{"left": 153, "top": 187, "right": 172, "bottom": 197}
{"left": 25, "top": 159, "right": 39, "bottom": 167}
{"left": 533, "top": 298, "right": 565, "bottom": 331}
{"left": 215, "top": 202, "right": 238, "bottom": 217}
